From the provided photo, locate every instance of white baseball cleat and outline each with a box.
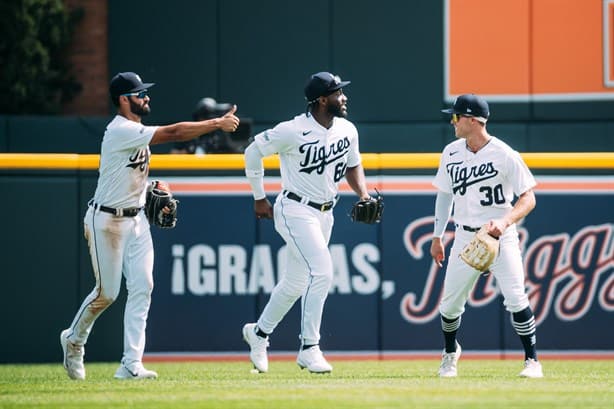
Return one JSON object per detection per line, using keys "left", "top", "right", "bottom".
{"left": 60, "top": 329, "right": 85, "bottom": 380}
{"left": 519, "top": 358, "right": 543, "bottom": 378}
{"left": 438, "top": 341, "right": 462, "bottom": 377}
{"left": 114, "top": 362, "right": 158, "bottom": 380}
{"left": 242, "top": 323, "right": 269, "bottom": 373}
{"left": 297, "top": 345, "right": 332, "bottom": 373}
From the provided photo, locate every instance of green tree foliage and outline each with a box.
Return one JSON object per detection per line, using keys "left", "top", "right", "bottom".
{"left": 0, "top": 0, "right": 83, "bottom": 114}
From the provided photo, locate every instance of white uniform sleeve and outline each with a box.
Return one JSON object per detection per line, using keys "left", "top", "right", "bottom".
{"left": 253, "top": 121, "right": 294, "bottom": 156}
{"left": 433, "top": 190, "right": 454, "bottom": 238}
{"left": 507, "top": 151, "right": 537, "bottom": 195}
{"left": 346, "top": 122, "right": 361, "bottom": 168}
{"left": 110, "top": 120, "right": 157, "bottom": 151}
{"left": 433, "top": 150, "right": 453, "bottom": 193}
{"left": 244, "top": 142, "right": 266, "bottom": 200}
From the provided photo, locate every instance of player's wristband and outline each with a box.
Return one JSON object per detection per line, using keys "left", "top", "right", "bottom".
{"left": 433, "top": 191, "right": 453, "bottom": 237}
{"left": 247, "top": 176, "right": 266, "bottom": 200}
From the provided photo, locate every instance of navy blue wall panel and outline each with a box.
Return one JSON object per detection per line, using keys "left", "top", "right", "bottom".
{"left": 527, "top": 122, "right": 614, "bottom": 152}
{"left": 333, "top": 0, "right": 444, "bottom": 122}
{"left": 359, "top": 123, "right": 450, "bottom": 153}
{"left": 0, "top": 172, "right": 612, "bottom": 362}
{"left": 7, "top": 116, "right": 108, "bottom": 153}
{"left": 0, "top": 116, "right": 7, "bottom": 151}
{"left": 108, "top": 0, "right": 220, "bottom": 125}
{"left": 0, "top": 176, "right": 80, "bottom": 363}
{"left": 485, "top": 123, "right": 530, "bottom": 152}
{"left": 218, "top": 0, "right": 331, "bottom": 123}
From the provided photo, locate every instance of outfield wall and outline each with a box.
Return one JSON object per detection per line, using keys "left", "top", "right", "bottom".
{"left": 0, "top": 153, "right": 612, "bottom": 363}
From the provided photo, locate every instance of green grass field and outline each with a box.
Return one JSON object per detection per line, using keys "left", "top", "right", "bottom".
{"left": 0, "top": 360, "right": 612, "bottom": 409}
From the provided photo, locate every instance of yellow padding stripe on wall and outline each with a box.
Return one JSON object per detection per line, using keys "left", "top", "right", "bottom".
{"left": 0, "top": 153, "right": 612, "bottom": 170}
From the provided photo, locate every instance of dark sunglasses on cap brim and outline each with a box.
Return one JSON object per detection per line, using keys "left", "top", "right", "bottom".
{"left": 121, "top": 90, "right": 148, "bottom": 99}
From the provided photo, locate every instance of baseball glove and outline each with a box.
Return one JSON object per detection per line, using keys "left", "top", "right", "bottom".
{"left": 145, "top": 180, "right": 179, "bottom": 229}
{"left": 350, "top": 190, "right": 384, "bottom": 224}
{"left": 459, "top": 225, "right": 499, "bottom": 271}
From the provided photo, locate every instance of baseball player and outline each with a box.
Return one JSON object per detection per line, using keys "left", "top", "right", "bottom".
{"left": 242, "top": 71, "right": 371, "bottom": 373}
{"left": 430, "top": 94, "right": 543, "bottom": 378}
{"left": 60, "top": 72, "right": 239, "bottom": 380}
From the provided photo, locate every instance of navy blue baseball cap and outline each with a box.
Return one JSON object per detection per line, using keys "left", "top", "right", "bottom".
{"left": 442, "top": 94, "right": 490, "bottom": 123}
{"left": 304, "top": 72, "right": 351, "bottom": 102}
{"left": 109, "top": 72, "right": 155, "bottom": 98}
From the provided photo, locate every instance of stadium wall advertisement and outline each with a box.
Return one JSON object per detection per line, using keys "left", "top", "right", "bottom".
{"left": 1, "top": 154, "right": 612, "bottom": 363}
{"left": 145, "top": 176, "right": 613, "bottom": 356}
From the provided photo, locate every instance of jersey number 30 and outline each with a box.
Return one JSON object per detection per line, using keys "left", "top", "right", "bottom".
{"left": 479, "top": 184, "right": 505, "bottom": 206}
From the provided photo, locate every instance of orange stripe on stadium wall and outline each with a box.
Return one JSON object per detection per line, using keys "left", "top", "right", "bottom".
{"left": 445, "top": 0, "right": 614, "bottom": 101}
{"left": 166, "top": 177, "right": 614, "bottom": 195}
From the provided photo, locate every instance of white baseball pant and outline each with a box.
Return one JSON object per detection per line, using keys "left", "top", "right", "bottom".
{"left": 256, "top": 194, "right": 334, "bottom": 346}
{"left": 440, "top": 225, "right": 530, "bottom": 318}
{"left": 65, "top": 207, "right": 154, "bottom": 365}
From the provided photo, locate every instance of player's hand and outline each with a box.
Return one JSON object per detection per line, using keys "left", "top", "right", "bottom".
{"left": 254, "top": 197, "right": 273, "bottom": 219}
{"left": 430, "top": 237, "right": 445, "bottom": 268}
{"left": 487, "top": 219, "right": 509, "bottom": 238}
{"left": 219, "top": 105, "right": 240, "bottom": 132}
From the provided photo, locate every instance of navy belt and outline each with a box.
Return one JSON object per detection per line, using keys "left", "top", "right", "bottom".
{"left": 89, "top": 200, "right": 142, "bottom": 217}
{"left": 456, "top": 224, "right": 480, "bottom": 232}
{"left": 283, "top": 190, "right": 336, "bottom": 212}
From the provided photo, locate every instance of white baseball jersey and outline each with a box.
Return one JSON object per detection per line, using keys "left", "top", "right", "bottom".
{"left": 65, "top": 114, "right": 159, "bottom": 374}
{"left": 433, "top": 137, "right": 536, "bottom": 227}
{"left": 253, "top": 113, "right": 361, "bottom": 202}
{"left": 93, "top": 115, "right": 159, "bottom": 208}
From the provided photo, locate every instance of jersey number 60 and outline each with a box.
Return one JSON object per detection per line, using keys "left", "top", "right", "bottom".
{"left": 334, "top": 162, "right": 347, "bottom": 182}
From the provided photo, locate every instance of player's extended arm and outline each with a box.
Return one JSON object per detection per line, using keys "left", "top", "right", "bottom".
{"left": 430, "top": 190, "right": 454, "bottom": 267}
{"left": 345, "top": 164, "right": 370, "bottom": 200}
{"left": 150, "top": 105, "right": 239, "bottom": 145}
{"left": 488, "top": 188, "right": 536, "bottom": 236}
{"left": 244, "top": 142, "right": 273, "bottom": 219}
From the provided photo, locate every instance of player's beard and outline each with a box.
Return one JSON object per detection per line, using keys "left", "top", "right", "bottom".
{"left": 129, "top": 99, "right": 151, "bottom": 117}
{"left": 327, "top": 102, "right": 347, "bottom": 118}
